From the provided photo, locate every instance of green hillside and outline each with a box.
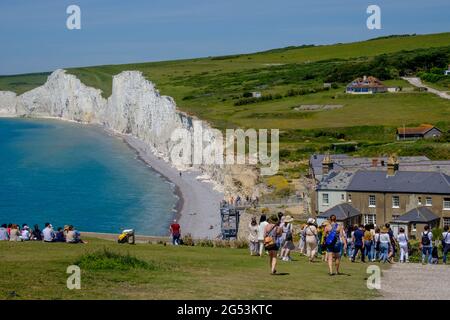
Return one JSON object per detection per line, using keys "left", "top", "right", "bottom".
{"left": 1, "top": 32, "right": 449, "bottom": 173}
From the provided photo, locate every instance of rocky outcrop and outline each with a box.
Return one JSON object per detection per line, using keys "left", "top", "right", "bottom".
{"left": 0, "top": 69, "right": 258, "bottom": 195}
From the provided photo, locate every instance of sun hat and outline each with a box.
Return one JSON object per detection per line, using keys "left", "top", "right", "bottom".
{"left": 307, "top": 218, "right": 315, "bottom": 224}
{"left": 284, "top": 215, "right": 294, "bottom": 223}
{"left": 381, "top": 226, "right": 389, "bottom": 233}
{"left": 267, "top": 214, "right": 279, "bottom": 224}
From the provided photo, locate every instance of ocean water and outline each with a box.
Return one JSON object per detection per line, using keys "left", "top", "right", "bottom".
{"left": 0, "top": 118, "right": 178, "bottom": 236}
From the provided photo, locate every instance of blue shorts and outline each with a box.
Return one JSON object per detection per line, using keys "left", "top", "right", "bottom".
{"left": 326, "top": 242, "right": 342, "bottom": 254}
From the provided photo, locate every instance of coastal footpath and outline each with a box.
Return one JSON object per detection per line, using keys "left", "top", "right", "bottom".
{"left": 0, "top": 70, "right": 258, "bottom": 238}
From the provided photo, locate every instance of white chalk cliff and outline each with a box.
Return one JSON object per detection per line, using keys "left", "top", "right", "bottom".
{"left": 0, "top": 70, "right": 257, "bottom": 195}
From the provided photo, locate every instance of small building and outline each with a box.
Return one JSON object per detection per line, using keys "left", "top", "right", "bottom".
{"left": 323, "top": 83, "right": 332, "bottom": 89}
{"left": 391, "top": 206, "right": 440, "bottom": 239}
{"left": 387, "top": 87, "right": 401, "bottom": 93}
{"left": 317, "top": 203, "right": 361, "bottom": 228}
{"left": 396, "top": 124, "right": 442, "bottom": 140}
{"left": 346, "top": 76, "right": 387, "bottom": 94}
{"left": 251, "top": 92, "right": 262, "bottom": 98}
{"left": 445, "top": 65, "right": 450, "bottom": 76}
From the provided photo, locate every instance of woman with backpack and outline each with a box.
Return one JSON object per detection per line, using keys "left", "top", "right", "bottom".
{"left": 420, "top": 225, "right": 433, "bottom": 264}
{"left": 305, "top": 218, "right": 318, "bottom": 263}
{"left": 264, "top": 214, "right": 282, "bottom": 274}
{"left": 396, "top": 227, "right": 409, "bottom": 263}
{"left": 323, "top": 215, "right": 347, "bottom": 276}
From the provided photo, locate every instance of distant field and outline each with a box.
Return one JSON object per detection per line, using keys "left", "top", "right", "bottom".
{"left": 0, "top": 238, "right": 380, "bottom": 300}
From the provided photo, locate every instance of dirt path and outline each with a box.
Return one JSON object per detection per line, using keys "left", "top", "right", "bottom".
{"left": 379, "top": 263, "right": 450, "bottom": 300}
{"left": 402, "top": 77, "right": 450, "bottom": 100}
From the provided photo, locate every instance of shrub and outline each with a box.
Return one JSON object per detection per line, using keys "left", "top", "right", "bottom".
{"left": 74, "top": 248, "right": 158, "bottom": 271}
{"left": 182, "top": 233, "right": 195, "bottom": 246}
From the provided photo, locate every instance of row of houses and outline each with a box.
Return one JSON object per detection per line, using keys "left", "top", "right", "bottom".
{"left": 310, "top": 154, "right": 450, "bottom": 238}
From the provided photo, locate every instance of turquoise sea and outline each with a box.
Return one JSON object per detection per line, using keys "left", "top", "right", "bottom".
{"left": 0, "top": 118, "right": 178, "bottom": 236}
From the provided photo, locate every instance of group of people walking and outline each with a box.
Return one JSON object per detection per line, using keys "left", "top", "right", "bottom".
{"left": 0, "top": 222, "right": 85, "bottom": 243}
{"left": 249, "top": 213, "right": 450, "bottom": 275}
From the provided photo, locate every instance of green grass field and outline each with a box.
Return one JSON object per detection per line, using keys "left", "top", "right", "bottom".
{"left": 0, "top": 238, "right": 381, "bottom": 300}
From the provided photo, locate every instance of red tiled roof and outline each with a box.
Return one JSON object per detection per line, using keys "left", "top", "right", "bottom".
{"left": 347, "top": 76, "right": 386, "bottom": 88}
{"left": 396, "top": 124, "right": 437, "bottom": 135}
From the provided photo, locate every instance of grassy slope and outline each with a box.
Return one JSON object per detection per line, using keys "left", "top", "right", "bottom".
{"left": 0, "top": 238, "right": 380, "bottom": 300}
{"left": 0, "top": 33, "right": 449, "bottom": 171}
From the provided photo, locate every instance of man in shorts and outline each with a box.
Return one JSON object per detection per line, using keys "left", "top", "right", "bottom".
{"left": 324, "top": 214, "right": 347, "bottom": 275}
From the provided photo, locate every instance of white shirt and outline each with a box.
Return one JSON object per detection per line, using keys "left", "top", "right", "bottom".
{"left": 442, "top": 232, "right": 450, "bottom": 245}
{"left": 21, "top": 229, "right": 31, "bottom": 240}
{"left": 42, "top": 227, "right": 55, "bottom": 242}
{"left": 397, "top": 233, "right": 408, "bottom": 246}
{"left": 379, "top": 233, "right": 391, "bottom": 243}
{"left": 258, "top": 221, "right": 269, "bottom": 241}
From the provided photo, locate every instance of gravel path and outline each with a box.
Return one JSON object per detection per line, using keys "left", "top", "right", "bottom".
{"left": 379, "top": 263, "right": 450, "bottom": 300}
{"left": 402, "top": 77, "right": 450, "bottom": 100}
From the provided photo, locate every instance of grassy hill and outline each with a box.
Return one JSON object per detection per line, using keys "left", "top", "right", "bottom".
{"left": 1, "top": 32, "right": 449, "bottom": 175}
{"left": 0, "top": 238, "right": 380, "bottom": 300}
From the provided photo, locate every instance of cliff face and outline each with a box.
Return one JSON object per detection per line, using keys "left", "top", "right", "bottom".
{"left": 0, "top": 69, "right": 257, "bottom": 195}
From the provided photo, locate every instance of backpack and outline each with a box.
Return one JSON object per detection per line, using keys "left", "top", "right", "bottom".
{"left": 325, "top": 223, "right": 339, "bottom": 246}
{"left": 264, "top": 225, "right": 277, "bottom": 251}
{"left": 421, "top": 231, "right": 431, "bottom": 246}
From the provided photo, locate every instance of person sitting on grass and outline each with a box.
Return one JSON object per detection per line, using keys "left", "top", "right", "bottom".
{"left": 20, "top": 224, "right": 31, "bottom": 241}
{"left": 42, "top": 223, "right": 55, "bottom": 242}
{"left": 54, "top": 227, "right": 66, "bottom": 242}
{"left": 32, "top": 224, "right": 42, "bottom": 241}
{"left": 9, "top": 224, "right": 21, "bottom": 242}
{"left": 0, "top": 224, "right": 9, "bottom": 241}
{"left": 65, "top": 225, "right": 85, "bottom": 244}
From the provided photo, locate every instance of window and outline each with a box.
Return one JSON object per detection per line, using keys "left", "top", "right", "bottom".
{"left": 392, "top": 215, "right": 400, "bottom": 221}
{"left": 348, "top": 194, "right": 352, "bottom": 203}
{"left": 364, "top": 214, "right": 376, "bottom": 225}
{"left": 322, "top": 193, "right": 329, "bottom": 206}
{"left": 444, "top": 198, "right": 450, "bottom": 210}
{"left": 426, "top": 197, "right": 432, "bottom": 206}
{"left": 418, "top": 197, "right": 422, "bottom": 205}
{"left": 369, "top": 195, "right": 376, "bottom": 207}
{"left": 443, "top": 218, "right": 450, "bottom": 228}
{"left": 341, "top": 194, "right": 345, "bottom": 201}
{"left": 392, "top": 196, "right": 400, "bottom": 208}
{"left": 412, "top": 224, "right": 417, "bottom": 232}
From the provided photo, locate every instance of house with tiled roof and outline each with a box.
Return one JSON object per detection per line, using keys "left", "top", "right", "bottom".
{"left": 396, "top": 124, "right": 442, "bottom": 140}
{"left": 346, "top": 76, "right": 387, "bottom": 94}
{"left": 313, "top": 156, "right": 450, "bottom": 238}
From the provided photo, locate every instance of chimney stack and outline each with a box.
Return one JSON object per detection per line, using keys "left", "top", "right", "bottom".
{"left": 371, "top": 158, "right": 378, "bottom": 167}
{"left": 322, "top": 154, "right": 334, "bottom": 175}
{"left": 387, "top": 155, "right": 399, "bottom": 176}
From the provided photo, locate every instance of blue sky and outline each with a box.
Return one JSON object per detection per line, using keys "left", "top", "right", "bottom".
{"left": 0, "top": 0, "right": 449, "bottom": 75}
